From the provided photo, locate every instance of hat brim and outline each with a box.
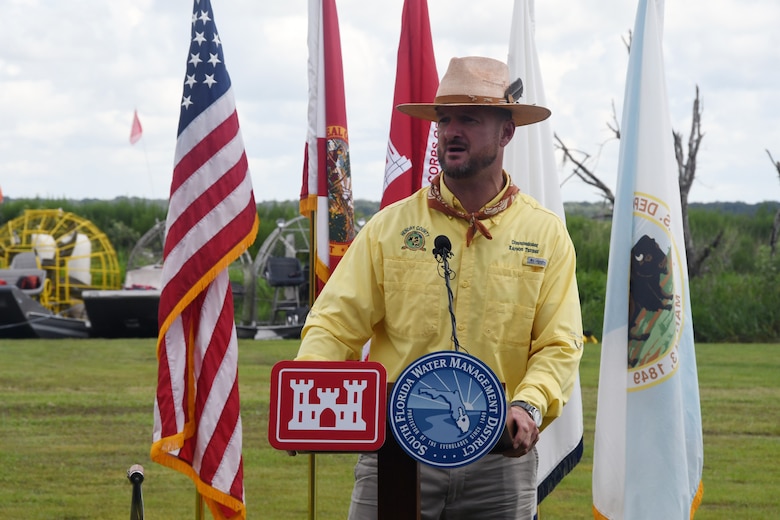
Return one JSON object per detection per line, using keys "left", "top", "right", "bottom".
{"left": 396, "top": 102, "right": 551, "bottom": 127}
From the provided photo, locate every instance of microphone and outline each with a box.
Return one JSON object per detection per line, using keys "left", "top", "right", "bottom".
{"left": 432, "top": 235, "right": 460, "bottom": 351}
{"left": 433, "top": 235, "right": 452, "bottom": 260}
{"left": 127, "top": 464, "right": 145, "bottom": 520}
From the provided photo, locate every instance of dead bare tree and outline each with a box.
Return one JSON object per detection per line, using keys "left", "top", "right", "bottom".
{"left": 554, "top": 133, "right": 615, "bottom": 207}
{"left": 556, "top": 85, "right": 720, "bottom": 277}
{"left": 553, "top": 100, "right": 621, "bottom": 210}
{"left": 673, "top": 86, "right": 722, "bottom": 277}
{"left": 556, "top": 30, "right": 722, "bottom": 277}
{"left": 766, "top": 149, "right": 780, "bottom": 257}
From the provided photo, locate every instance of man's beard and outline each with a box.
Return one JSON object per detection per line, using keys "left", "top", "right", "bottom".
{"left": 439, "top": 146, "right": 499, "bottom": 180}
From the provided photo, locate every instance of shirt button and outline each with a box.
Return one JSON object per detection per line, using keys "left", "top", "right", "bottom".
{"left": 457, "top": 324, "right": 465, "bottom": 331}
{"left": 461, "top": 281, "right": 470, "bottom": 288}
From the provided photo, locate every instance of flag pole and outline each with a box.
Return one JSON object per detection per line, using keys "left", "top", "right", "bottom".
{"left": 308, "top": 212, "right": 317, "bottom": 520}
{"left": 130, "top": 108, "right": 154, "bottom": 195}
{"left": 195, "top": 491, "right": 203, "bottom": 520}
{"left": 139, "top": 132, "right": 154, "bottom": 195}
{"left": 308, "top": 453, "right": 318, "bottom": 519}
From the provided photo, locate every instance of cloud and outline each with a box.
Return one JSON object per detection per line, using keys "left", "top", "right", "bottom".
{"left": 1, "top": 0, "right": 778, "bottom": 204}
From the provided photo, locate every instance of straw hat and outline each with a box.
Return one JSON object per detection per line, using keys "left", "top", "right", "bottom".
{"left": 396, "top": 56, "right": 551, "bottom": 127}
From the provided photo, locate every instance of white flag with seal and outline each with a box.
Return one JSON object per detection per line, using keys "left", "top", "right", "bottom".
{"left": 505, "top": 0, "right": 584, "bottom": 503}
{"left": 592, "top": 0, "right": 704, "bottom": 518}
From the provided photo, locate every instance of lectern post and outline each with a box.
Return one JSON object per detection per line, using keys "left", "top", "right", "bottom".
{"left": 377, "top": 408, "right": 420, "bottom": 518}
{"left": 377, "top": 383, "right": 420, "bottom": 520}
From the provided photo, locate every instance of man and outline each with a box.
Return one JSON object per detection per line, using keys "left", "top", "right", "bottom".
{"left": 294, "top": 56, "right": 583, "bottom": 519}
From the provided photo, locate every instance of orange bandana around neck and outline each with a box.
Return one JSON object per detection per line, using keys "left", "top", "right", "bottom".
{"left": 427, "top": 174, "right": 519, "bottom": 246}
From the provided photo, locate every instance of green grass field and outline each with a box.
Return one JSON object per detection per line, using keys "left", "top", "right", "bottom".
{"left": 1, "top": 339, "right": 778, "bottom": 519}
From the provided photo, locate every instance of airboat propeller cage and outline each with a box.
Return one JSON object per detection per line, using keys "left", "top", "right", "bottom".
{"left": 0, "top": 209, "right": 121, "bottom": 316}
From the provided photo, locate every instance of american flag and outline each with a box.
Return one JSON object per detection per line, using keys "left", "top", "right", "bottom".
{"left": 151, "top": 1, "right": 257, "bottom": 519}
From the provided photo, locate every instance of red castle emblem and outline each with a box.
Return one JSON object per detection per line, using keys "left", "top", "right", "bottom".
{"left": 268, "top": 361, "right": 387, "bottom": 451}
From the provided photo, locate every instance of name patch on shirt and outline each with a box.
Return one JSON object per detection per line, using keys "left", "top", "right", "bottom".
{"left": 524, "top": 256, "right": 548, "bottom": 268}
{"left": 508, "top": 239, "right": 540, "bottom": 254}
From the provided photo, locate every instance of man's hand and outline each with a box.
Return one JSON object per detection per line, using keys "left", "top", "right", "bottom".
{"left": 502, "top": 405, "right": 539, "bottom": 458}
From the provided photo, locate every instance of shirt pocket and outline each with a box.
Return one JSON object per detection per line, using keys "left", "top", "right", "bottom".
{"left": 383, "top": 257, "right": 440, "bottom": 338}
{"left": 481, "top": 264, "right": 543, "bottom": 349}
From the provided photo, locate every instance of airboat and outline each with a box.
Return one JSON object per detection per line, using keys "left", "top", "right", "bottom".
{"left": 82, "top": 215, "right": 313, "bottom": 340}
{"left": 0, "top": 209, "right": 122, "bottom": 339}
{"left": 1, "top": 210, "right": 314, "bottom": 340}
{"left": 247, "top": 215, "right": 311, "bottom": 340}
{"left": 81, "top": 219, "right": 167, "bottom": 339}
{"left": 83, "top": 215, "right": 314, "bottom": 340}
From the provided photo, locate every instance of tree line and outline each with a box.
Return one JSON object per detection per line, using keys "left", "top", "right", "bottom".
{"left": 1, "top": 197, "right": 778, "bottom": 342}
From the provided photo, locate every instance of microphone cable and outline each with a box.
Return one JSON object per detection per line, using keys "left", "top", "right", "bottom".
{"left": 433, "top": 235, "right": 461, "bottom": 352}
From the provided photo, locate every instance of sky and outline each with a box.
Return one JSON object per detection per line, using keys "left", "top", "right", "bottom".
{"left": 2, "top": 0, "right": 779, "bottom": 204}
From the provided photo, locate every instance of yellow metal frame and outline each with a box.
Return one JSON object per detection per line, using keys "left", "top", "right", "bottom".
{"left": 0, "top": 209, "right": 121, "bottom": 315}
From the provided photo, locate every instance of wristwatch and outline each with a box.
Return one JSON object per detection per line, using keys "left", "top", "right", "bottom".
{"left": 511, "top": 400, "right": 542, "bottom": 428}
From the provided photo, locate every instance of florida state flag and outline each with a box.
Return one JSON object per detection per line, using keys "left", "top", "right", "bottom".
{"left": 300, "top": 0, "right": 356, "bottom": 296}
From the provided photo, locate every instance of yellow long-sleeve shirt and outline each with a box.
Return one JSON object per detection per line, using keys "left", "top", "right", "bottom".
{"left": 296, "top": 177, "right": 583, "bottom": 429}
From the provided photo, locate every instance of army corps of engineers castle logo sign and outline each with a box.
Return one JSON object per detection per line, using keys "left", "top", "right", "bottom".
{"left": 389, "top": 351, "right": 507, "bottom": 468}
{"left": 268, "top": 361, "right": 387, "bottom": 452}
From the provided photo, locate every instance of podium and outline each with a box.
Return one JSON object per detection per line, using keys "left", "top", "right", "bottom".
{"left": 269, "top": 357, "right": 510, "bottom": 518}
{"left": 269, "top": 361, "right": 421, "bottom": 517}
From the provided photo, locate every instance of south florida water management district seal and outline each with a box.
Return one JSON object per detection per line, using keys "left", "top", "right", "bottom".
{"left": 389, "top": 351, "right": 507, "bottom": 468}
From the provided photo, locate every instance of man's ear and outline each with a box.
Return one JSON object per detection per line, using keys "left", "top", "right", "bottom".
{"left": 500, "top": 120, "right": 516, "bottom": 147}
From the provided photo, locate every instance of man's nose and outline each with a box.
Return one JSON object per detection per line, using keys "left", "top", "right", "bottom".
{"left": 441, "top": 122, "right": 463, "bottom": 140}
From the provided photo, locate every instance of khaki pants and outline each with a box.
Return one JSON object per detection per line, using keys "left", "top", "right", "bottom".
{"left": 347, "top": 449, "right": 538, "bottom": 520}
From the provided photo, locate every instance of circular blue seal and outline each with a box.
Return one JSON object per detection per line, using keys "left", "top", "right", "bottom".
{"left": 388, "top": 351, "right": 507, "bottom": 468}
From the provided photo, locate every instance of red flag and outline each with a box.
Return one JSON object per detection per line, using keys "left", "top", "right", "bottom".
{"left": 300, "top": 0, "right": 355, "bottom": 296}
{"left": 151, "top": 1, "right": 257, "bottom": 518}
{"left": 130, "top": 109, "right": 143, "bottom": 145}
{"left": 380, "top": 0, "right": 440, "bottom": 208}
